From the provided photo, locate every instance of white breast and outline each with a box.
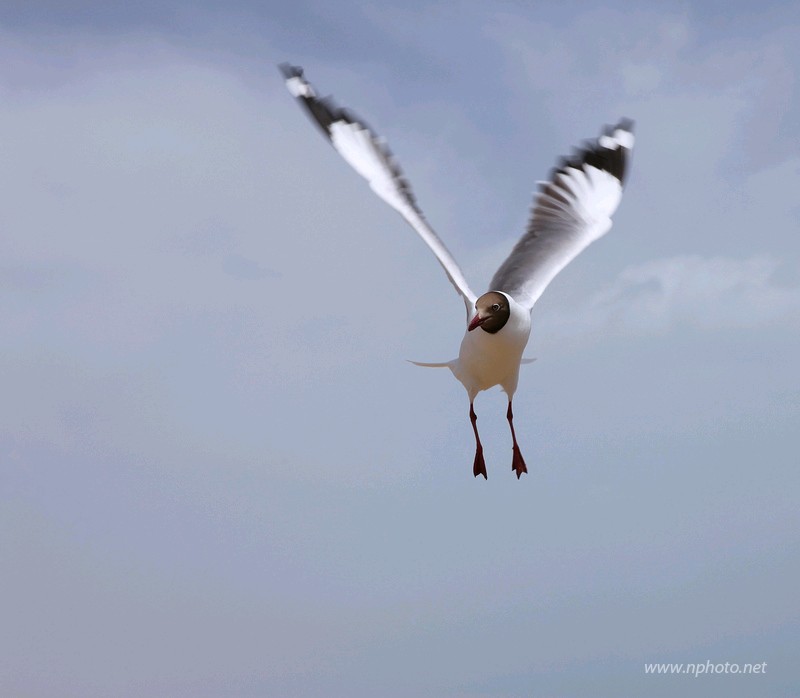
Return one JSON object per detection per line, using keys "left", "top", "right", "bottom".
{"left": 451, "top": 294, "right": 531, "bottom": 400}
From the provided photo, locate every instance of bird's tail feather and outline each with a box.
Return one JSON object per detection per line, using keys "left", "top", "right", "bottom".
{"left": 408, "top": 358, "right": 534, "bottom": 367}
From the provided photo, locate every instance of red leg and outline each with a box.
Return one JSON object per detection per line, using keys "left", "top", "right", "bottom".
{"left": 470, "top": 402, "right": 487, "bottom": 479}
{"left": 507, "top": 401, "right": 528, "bottom": 479}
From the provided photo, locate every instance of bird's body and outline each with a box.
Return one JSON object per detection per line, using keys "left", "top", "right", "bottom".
{"left": 453, "top": 292, "right": 531, "bottom": 401}
{"left": 280, "top": 63, "right": 634, "bottom": 479}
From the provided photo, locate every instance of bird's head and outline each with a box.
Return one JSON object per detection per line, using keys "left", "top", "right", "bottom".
{"left": 468, "top": 292, "right": 510, "bottom": 334}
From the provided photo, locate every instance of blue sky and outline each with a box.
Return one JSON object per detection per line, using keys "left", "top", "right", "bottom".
{"left": 1, "top": 2, "right": 799, "bottom": 696}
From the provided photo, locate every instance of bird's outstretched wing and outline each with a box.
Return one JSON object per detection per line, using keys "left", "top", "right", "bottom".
{"left": 490, "top": 120, "right": 635, "bottom": 311}
{"left": 280, "top": 63, "right": 477, "bottom": 316}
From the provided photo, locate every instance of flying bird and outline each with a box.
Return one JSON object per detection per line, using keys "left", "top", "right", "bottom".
{"left": 280, "top": 63, "right": 634, "bottom": 480}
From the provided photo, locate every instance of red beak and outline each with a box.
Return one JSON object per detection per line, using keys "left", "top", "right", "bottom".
{"left": 468, "top": 313, "right": 485, "bottom": 331}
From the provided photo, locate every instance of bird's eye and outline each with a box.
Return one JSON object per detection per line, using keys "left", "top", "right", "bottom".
{"left": 491, "top": 303, "right": 501, "bottom": 311}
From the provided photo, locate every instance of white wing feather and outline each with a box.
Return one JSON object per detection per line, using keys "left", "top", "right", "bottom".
{"left": 490, "top": 122, "right": 634, "bottom": 311}
{"left": 280, "top": 64, "right": 477, "bottom": 316}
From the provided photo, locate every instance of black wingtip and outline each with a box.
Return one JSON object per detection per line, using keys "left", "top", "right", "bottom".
{"left": 600, "top": 119, "right": 635, "bottom": 147}
{"left": 278, "top": 62, "right": 302, "bottom": 80}
{"left": 616, "top": 117, "right": 635, "bottom": 134}
{"left": 546, "top": 118, "right": 636, "bottom": 186}
{"left": 279, "top": 63, "right": 341, "bottom": 140}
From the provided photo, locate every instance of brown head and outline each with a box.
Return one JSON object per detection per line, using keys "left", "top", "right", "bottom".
{"left": 468, "top": 291, "right": 510, "bottom": 334}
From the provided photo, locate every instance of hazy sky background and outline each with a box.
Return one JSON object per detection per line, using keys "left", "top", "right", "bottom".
{"left": 2, "top": 1, "right": 799, "bottom": 696}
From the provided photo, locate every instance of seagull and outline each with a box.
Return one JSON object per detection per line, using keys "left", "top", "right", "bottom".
{"left": 280, "top": 63, "right": 634, "bottom": 480}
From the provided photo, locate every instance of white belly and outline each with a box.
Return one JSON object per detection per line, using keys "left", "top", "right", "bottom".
{"left": 452, "top": 297, "right": 531, "bottom": 399}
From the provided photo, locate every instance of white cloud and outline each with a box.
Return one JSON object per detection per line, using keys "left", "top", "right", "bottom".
{"left": 542, "top": 254, "right": 800, "bottom": 339}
